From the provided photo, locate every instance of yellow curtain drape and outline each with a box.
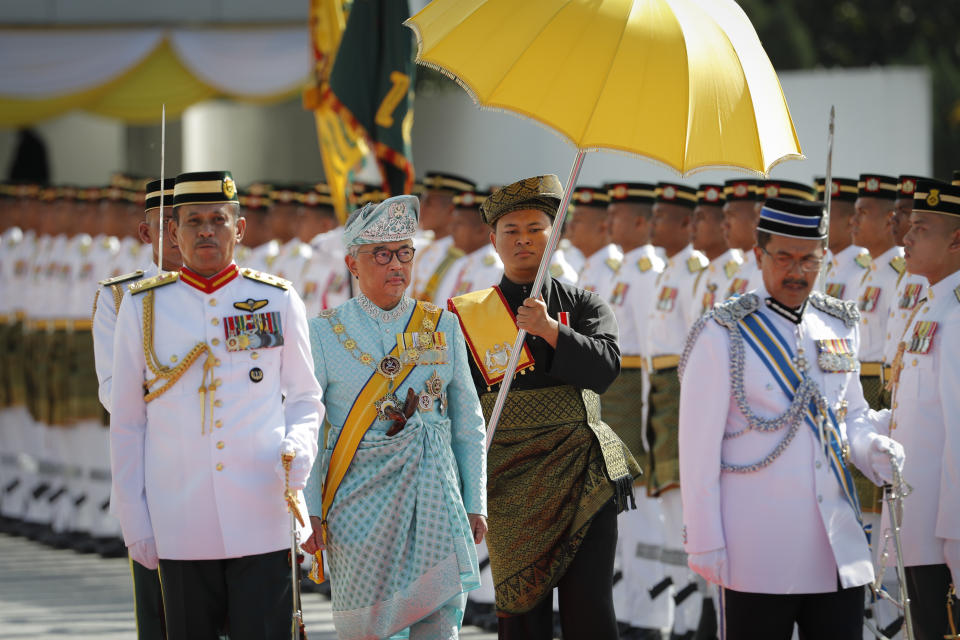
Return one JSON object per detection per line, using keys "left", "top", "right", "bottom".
{"left": 0, "top": 36, "right": 307, "bottom": 126}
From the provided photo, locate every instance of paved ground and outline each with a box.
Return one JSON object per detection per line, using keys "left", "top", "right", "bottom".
{"left": 0, "top": 533, "right": 497, "bottom": 639}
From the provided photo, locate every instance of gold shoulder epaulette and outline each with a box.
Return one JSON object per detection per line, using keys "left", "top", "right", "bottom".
{"left": 637, "top": 256, "right": 652, "bottom": 272}
{"left": 549, "top": 263, "right": 563, "bottom": 278}
{"left": 687, "top": 255, "right": 707, "bottom": 274}
{"left": 98, "top": 269, "right": 145, "bottom": 287}
{"left": 129, "top": 271, "right": 179, "bottom": 295}
{"left": 240, "top": 267, "right": 290, "bottom": 290}
{"left": 724, "top": 260, "right": 740, "bottom": 280}
{"left": 889, "top": 255, "right": 906, "bottom": 275}
{"left": 482, "top": 254, "right": 497, "bottom": 267}
{"left": 953, "top": 285, "right": 960, "bottom": 305}
{"left": 605, "top": 257, "right": 622, "bottom": 273}
{"left": 854, "top": 252, "right": 872, "bottom": 269}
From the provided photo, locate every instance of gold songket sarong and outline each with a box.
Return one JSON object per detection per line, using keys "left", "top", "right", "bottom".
{"left": 480, "top": 385, "right": 640, "bottom": 615}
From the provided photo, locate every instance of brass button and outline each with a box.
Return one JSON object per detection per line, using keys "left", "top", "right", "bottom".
{"left": 251, "top": 352, "right": 259, "bottom": 360}
{"left": 211, "top": 318, "right": 219, "bottom": 326}
{"left": 893, "top": 402, "right": 898, "bottom": 409}
{"left": 211, "top": 338, "right": 220, "bottom": 346}
{"left": 216, "top": 463, "right": 224, "bottom": 471}
{"left": 214, "top": 399, "right": 223, "bottom": 407}
{"left": 214, "top": 378, "right": 222, "bottom": 386}
{"left": 912, "top": 358, "right": 918, "bottom": 367}
{"left": 886, "top": 333, "right": 891, "bottom": 339}
{"left": 170, "top": 355, "right": 178, "bottom": 363}
{"left": 862, "top": 318, "right": 868, "bottom": 325}
{"left": 209, "top": 299, "right": 217, "bottom": 306}
{"left": 215, "top": 420, "right": 222, "bottom": 428}
{"left": 214, "top": 359, "right": 222, "bottom": 366}
{"left": 216, "top": 441, "right": 224, "bottom": 450}
{"left": 923, "top": 308, "right": 929, "bottom": 313}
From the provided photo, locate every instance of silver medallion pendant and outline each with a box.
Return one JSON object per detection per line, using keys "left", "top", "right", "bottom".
{"left": 417, "top": 392, "right": 434, "bottom": 412}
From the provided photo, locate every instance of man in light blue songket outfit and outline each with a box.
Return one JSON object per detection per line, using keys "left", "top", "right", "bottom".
{"left": 302, "top": 194, "right": 487, "bottom": 640}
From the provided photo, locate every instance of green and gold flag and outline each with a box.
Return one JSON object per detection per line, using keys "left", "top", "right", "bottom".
{"left": 307, "top": 0, "right": 415, "bottom": 219}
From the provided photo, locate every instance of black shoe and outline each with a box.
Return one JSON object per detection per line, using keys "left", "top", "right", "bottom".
{"left": 38, "top": 529, "right": 72, "bottom": 548}
{"left": 95, "top": 537, "right": 128, "bottom": 558}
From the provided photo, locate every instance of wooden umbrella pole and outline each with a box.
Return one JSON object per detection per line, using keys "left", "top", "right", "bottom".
{"left": 484, "top": 149, "right": 586, "bottom": 451}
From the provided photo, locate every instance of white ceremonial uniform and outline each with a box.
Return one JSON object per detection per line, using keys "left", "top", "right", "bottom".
{"left": 692, "top": 248, "right": 745, "bottom": 317}
{"left": 110, "top": 266, "right": 323, "bottom": 559}
{"left": 247, "top": 239, "right": 281, "bottom": 275}
{"left": 679, "top": 288, "right": 885, "bottom": 593}
{"left": 883, "top": 272, "right": 928, "bottom": 369}
{"left": 549, "top": 249, "right": 579, "bottom": 285}
{"left": 0, "top": 226, "right": 25, "bottom": 514}
{"left": 311, "top": 227, "right": 352, "bottom": 312}
{"left": 576, "top": 244, "right": 622, "bottom": 301}
{"left": 410, "top": 235, "right": 453, "bottom": 300}
{"left": 560, "top": 241, "right": 585, "bottom": 275}
{"left": 607, "top": 244, "right": 671, "bottom": 630}
{"left": 647, "top": 244, "right": 709, "bottom": 355}
{"left": 644, "top": 243, "right": 708, "bottom": 635}
{"left": 735, "top": 248, "right": 762, "bottom": 294}
{"left": 855, "top": 247, "right": 926, "bottom": 370}
{"left": 272, "top": 238, "right": 313, "bottom": 296}
{"left": 883, "top": 269, "right": 960, "bottom": 567}
{"left": 821, "top": 244, "right": 871, "bottom": 301}
{"left": 433, "top": 243, "right": 503, "bottom": 305}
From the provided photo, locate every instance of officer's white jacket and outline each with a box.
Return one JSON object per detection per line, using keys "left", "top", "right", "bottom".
{"left": 820, "top": 244, "right": 870, "bottom": 301}
{"left": 883, "top": 268, "right": 960, "bottom": 566}
{"left": 646, "top": 244, "right": 708, "bottom": 358}
{"left": 410, "top": 234, "right": 453, "bottom": 299}
{"left": 432, "top": 243, "right": 503, "bottom": 306}
{"left": 93, "top": 263, "right": 156, "bottom": 412}
{"left": 854, "top": 245, "right": 924, "bottom": 363}
{"left": 576, "top": 243, "right": 623, "bottom": 301}
{"left": 110, "top": 265, "right": 324, "bottom": 560}
{"left": 608, "top": 244, "right": 664, "bottom": 356}
{"left": 679, "top": 286, "right": 887, "bottom": 593}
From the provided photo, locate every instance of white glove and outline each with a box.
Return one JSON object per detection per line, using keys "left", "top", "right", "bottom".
{"left": 944, "top": 539, "right": 960, "bottom": 591}
{"left": 868, "top": 435, "right": 905, "bottom": 485}
{"left": 128, "top": 537, "right": 159, "bottom": 570}
{"left": 276, "top": 442, "right": 312, "bottom": 490}
{"left": 688, "top": 548, "right": 727, "bottom": 585}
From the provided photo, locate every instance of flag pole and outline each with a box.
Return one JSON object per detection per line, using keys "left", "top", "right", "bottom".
{"left": 484, "top": 149, "right": 586, "bottom": 450}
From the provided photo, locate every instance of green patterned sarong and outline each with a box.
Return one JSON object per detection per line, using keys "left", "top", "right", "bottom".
{"left": 600, "top": 367, "right": 647, "bottom": 476}
{"left": 481, "top": 385, "right": 640, "bottom": 615}
{"left": 647, "top": 367, "right": 680, "bottom": 497}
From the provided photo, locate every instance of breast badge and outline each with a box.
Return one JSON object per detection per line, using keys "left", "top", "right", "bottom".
{"left": 224, "top": 312, "right": 284, "bottom": 351}
{"left": 815, "top": 339, "right": 857, "bottom": 372}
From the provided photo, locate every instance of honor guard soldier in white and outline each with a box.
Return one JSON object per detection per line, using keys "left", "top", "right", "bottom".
{"left": 109, "top": 170, "right": 324, "bottom": 639}
{"left": 567, "top": 185, "right": 621, "bottom": 300}
{"left": 432, "top": 188, "right": 503, "bottom": 305}
{"left": 883, "top": 178, "right": 960, "bottom": 638}
{"left": 816, "top": 176, "right": 871, "bottom": 301}
{"left": 679, "top": 196, "right": 904, "bottom": 640}
{"left": 721, "top": 178, "right": 765, "bottom": 293}
{"left": 410, "top": 172, "right": 476, "bottom": 301}
{"left": 693, "top": 184, "right": 745, "bottom": 314}
{"left": 601, "top": 181, "right": 672, "bottom": 635}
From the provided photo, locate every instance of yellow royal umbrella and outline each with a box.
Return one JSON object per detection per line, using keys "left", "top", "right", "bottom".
{"left": 405, "top": 0, "right": 804, "bottom": 446}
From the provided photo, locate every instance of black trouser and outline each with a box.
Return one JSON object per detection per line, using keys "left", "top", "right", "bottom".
{"left": 158, "top": 549, "right": 290, "bottom": 640}
{"left": 131, "top": 558, "right": 167, "bottom": 640}
{"left": 720, "top": 583, "right": 864, "bottom": 640}
{"left": 498, "top": 499, "right": 619, "bottom": 640}
{"left": 905, "top": 563, "right": 959, "bottom": 640}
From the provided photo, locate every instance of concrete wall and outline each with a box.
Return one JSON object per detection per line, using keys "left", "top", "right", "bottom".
{"left": 1, "top": 66, "right": 933, "bottom": 188}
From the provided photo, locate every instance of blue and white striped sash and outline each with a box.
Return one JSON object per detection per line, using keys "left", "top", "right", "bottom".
{"left": 737, "top": 309, "right": 863, "bottom": 524}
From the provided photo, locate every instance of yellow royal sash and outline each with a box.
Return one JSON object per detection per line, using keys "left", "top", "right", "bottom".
{"left": 447, "top": 287, "right": 534, "bottom": 388}
{"left": 316, "top": 300, "right": 442, "bottom": 578}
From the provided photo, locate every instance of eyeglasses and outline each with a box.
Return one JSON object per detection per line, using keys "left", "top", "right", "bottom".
{"left": 357, "top": 246, "right": 416, "bottom": 265}
{"left": 760, "top": 248, "right": 824, "bottom": 273}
